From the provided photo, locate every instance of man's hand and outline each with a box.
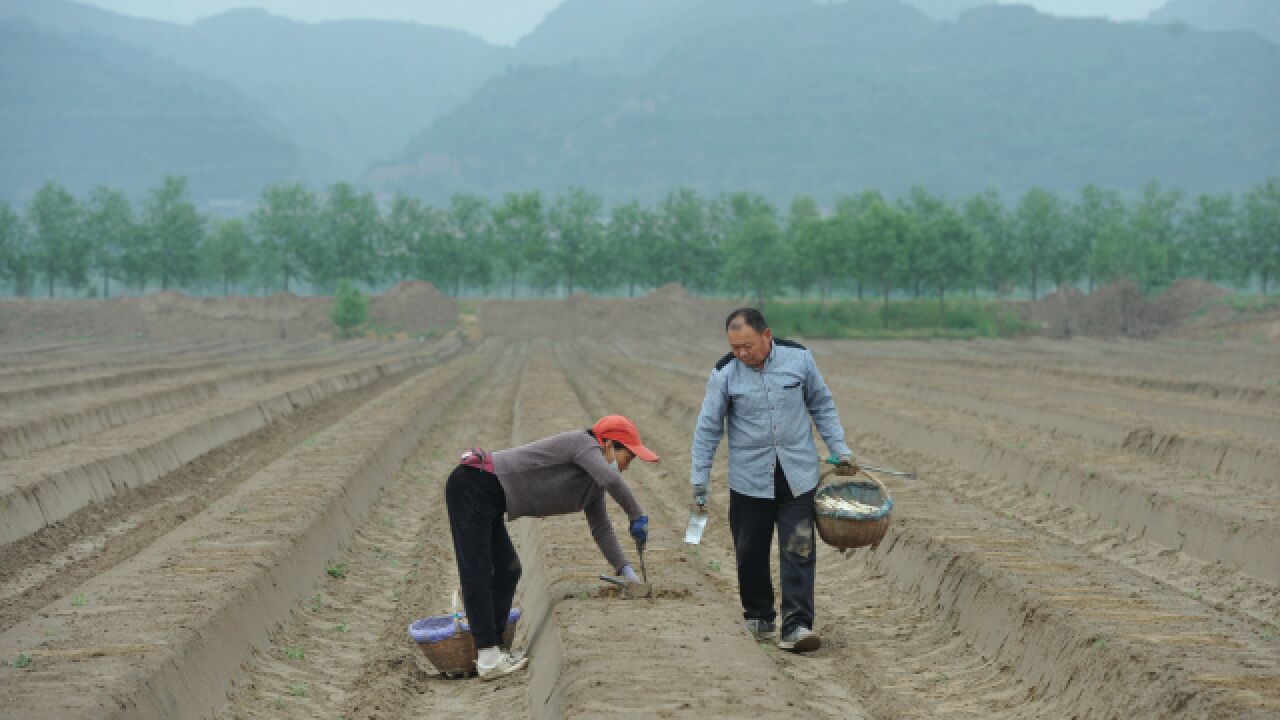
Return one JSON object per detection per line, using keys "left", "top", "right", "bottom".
{"left": 629, "top": 515, "right": 649, "bottom": 544}
{"left": 692, "top": 483, "right": 709, "bottom": 508}
{"left": 836, "top": 454, "right": 860, "bottom": 476}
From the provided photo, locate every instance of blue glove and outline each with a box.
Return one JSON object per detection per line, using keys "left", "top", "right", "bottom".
{"left": 629, "top": 515, "right": 648, "bottom": 544}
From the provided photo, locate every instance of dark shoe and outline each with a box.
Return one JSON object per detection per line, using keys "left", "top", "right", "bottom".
{"left": 744, "top": 618, "right": 777, "bottom": 640}
{"left": 778, "top": 626, "right": 821, "bottom": 652}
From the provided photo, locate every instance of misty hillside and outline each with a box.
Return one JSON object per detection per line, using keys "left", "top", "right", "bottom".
{"left": 514, "top": 0, "right": 807, "bottom": 72}
{"left": 0, "top": 0, "right": 510, "bottom": 180}
{"left": 1149, "top": 0, "right": 1280, "bottom": 45}
{"left": 899, "top": 0, "right": 991, "bottom": 21}
{"left": 377, "top": 1, "right": 1280, "bottom": 204}
{"left": 0, "top": 20, "right": 304, "bottom": 201}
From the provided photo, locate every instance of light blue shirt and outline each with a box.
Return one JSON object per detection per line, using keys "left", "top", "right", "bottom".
{"left": 691, "top": 340, "right": 852, "bottom": 499}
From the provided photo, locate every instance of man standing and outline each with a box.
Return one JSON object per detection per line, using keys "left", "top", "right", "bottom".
{"left": 691, "top": 308, "right": 857, "bottom": 653}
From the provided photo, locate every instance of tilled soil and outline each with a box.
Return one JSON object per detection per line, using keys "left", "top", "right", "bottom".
{"left": 0, "top": 332, "right": 1276, "bottom": 719}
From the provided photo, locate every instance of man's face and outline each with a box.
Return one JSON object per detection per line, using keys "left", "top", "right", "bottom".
{"left": 727, "top": 323, "right": 772, "bottom": 370}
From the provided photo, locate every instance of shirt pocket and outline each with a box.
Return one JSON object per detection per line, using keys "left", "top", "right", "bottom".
{"left": 779, "top": 379, "right": 805, "bottom": 405}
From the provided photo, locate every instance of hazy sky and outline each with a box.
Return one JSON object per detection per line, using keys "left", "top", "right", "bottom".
{"left": 80, "top": 0, "right": 1171, "bottom": 45}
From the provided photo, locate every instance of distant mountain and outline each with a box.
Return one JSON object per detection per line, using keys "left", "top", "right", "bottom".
{"left": 376, "top": 1, "right": 1280, "bottom": 204}
{"left": 0, "top": 0, "right": 510, "bottom": 180}
{"left": 1149, "top": 0, "right": 1280, "bottom": 45}
{"left": 899, "top": 0, "right": 992, "bottom": 21}
{"left": 513, "top": 0, "right": 805, "bottom": 72}
{"left": 0, "top": 20, "right": 304, "bottom": 202}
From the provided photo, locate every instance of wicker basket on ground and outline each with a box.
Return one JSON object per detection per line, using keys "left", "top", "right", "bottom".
{"left": 814, "top": 468, "right": 893, "bottom": 550}
{"left": 408, "top": 609, "right": 520, "bottom": 678}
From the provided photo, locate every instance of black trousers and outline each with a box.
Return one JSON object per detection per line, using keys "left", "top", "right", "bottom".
{"left": 728, "top": 461, "right": 817, "bottom": 635}
{"left": 444, "top": 464, "right": 521, "bottom": 649}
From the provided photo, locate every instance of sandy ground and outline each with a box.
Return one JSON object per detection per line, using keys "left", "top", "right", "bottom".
{"left": 0, "top": 300, "right": 1277, "bottom": 719}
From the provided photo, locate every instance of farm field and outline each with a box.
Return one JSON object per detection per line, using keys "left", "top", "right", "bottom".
{"left": 0, "top": 322, "right": 1277, "bottom": 719}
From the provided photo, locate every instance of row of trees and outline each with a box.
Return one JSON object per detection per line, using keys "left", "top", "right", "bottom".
{"left": 1, "top": 177, "right": 1277, "bottom": 305}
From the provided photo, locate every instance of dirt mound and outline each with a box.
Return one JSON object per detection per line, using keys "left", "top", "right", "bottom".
{"left": 1173, "top": 292, "right": 1280, "bottom": 342}
{"left": 0, "top": 284, "right": 458, "bottom": 342}
{"left": 370, "top": 281, "right": 457, "bottom": 335}
{"left": 476, "top": 284, "right": 735, "bottom": 340}
{"left": 1025, "top": 279, "right": 1228, "bottom": 339}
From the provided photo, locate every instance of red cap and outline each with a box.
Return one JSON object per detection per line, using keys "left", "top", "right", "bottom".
{"left": 592, "top": 415, "right": 660, "bottom": 463}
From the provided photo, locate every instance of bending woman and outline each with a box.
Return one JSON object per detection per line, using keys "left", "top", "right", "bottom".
{"left": 445, "top": 414, "right": 659, "bottom": 680}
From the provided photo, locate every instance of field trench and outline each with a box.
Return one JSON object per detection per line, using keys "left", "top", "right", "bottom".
{"left": 0, "top": 334, "right": 1275, "bottom": 719}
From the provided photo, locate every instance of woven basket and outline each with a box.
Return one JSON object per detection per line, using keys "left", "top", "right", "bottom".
{"left": 408, "top": 609, "right": 520, "bottom": 677}
{"left": 814, "top": 469, "right": 893, "bottom": 550}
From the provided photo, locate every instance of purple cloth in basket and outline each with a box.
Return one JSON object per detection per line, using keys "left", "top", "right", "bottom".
{"left": 409, "top": 609, "right": 521, "bottom": 644}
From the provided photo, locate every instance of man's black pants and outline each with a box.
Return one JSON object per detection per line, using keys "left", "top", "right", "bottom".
{"left": 444, "top": 464, "right": 520, "bottom": 649}
{"left": 728, "top": 461, "right": 817, "bottom": 636}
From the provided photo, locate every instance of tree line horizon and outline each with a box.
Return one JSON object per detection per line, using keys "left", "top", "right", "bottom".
{"left": 1, "top": 176, "right": 1277, "bottom": 308}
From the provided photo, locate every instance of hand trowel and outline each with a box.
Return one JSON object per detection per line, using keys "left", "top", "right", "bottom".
{"left": 684, "top": 502, "right": 708, "bottom": 545}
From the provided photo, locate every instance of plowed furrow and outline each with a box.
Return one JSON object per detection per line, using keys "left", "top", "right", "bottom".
{"left": 821, "top": 364, "right": 1278, "bottom": 494}
{"left": 502, "top": 344, "right": 817, "bottom": 719}
{"left": 847, "top": 353, "right": 1280, "bottom": 446}
{"left": 605, "top": 346, "right": 1278, "bottom": 583}
{"left": 557, "top": 344, "right": 872, "bottom": 719}
{"left": 215, "top": 343, "right": 521, "bottom": 719}
{"left": 0, "top": 345, "right": 488, "bottom": 720}
{"left": 585, "top": 345, "right": 1280, "bottom": 719}
{"left": 0, "top": 341, "right": 460, "bottom": 546}
{"left": 0, "top": 353, "right": 439, "bottom": 632}
{"left": 0, "top": 354, "right": 364, "bottom": 459}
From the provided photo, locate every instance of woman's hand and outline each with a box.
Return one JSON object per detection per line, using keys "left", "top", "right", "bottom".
{"left": 629, "top": 515, "right": 649, "bottom": 544}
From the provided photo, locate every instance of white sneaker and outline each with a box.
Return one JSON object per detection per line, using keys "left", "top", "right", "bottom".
{"left": 777, "top": 626, "right": 821, "bottom": 653}
{"left": 477, "top": 651, "right": 528, "bottom": 681}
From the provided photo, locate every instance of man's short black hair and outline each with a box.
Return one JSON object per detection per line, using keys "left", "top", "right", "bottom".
{"left": 725, "top": 307, "right": 769, "bottom": 334}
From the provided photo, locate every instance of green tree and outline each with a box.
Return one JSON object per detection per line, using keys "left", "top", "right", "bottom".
{"left": 832, "top": 193, "right": 875, "bottom": 302}
{"left": 314, "top": 182, "right": 382, "bottom": 291}
{"left": 901, "top": 187, "right": 978, "bottom": 314}
{"left": 142, "top": 176, "right": 204, "bottom": 291}
{"left": 204, "top": 219, "right": 253, "bottom": 295}
{"left": 252, "top": 183, "right": 317, "bottom": 293}
{"left": 491, "top": 192, "right": 543, "bottom": 297}
{"left": 1013, "top": 187, "right": 1066, "bottom": 299}
{"left": 27, "top": 182, "right": 85, "bottom": 297}
{"left": 330, "top": 278, "right": 369, "bottom": 338}
{"left": 785, "top": 195, "right": 823, "bottom": 302}
{"left": 444, "top": 193, "right": 495, "bottom": 296}
{"left": 0, "top": 201, "right": 34, "bottom": 296}
{"left": 1072, "top": 185, "right": 1127, "bottom": 293}
{"left": 1181, "top": 192, "right": 1238, "bottom": 285}
{"left": 608, "top": 201, "right": 658, "bottom": 297}
{"left": 1241, "top": 178, "right": 1280, "bottom": 294}
{"left": 923, "top": 205, "right": 977, "bottom": 316}
{"left": 655, "top": 188, "right": 720, "bottom": 293}
{"left": 544, "top": 188, "right": 604, "bottom": 295}
{"left": 383, "top": 194, "right": 427, "bottom": 283}
{"left": 82, "top": 186, "right": 134, "bottom": 298}
{"left": 721, "top": 192, "right": 783, "bottom": 304}
{"left": 850, "top": 191, "right": 911, "bottom": 327}
{"left": 897, "top": 188, "right": 938, "bottom": 299}
{"left": 963, "top": 190, "right": 1017, "bottom": 296}
{"left": 1128, "top": 180, "right": 1185, "bottom": 292}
